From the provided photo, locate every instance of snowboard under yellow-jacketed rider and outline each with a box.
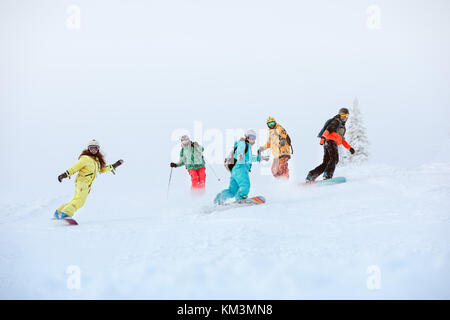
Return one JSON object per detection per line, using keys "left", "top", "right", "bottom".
{"left": 55, "top": 140, "right": 123, "bottom": 219}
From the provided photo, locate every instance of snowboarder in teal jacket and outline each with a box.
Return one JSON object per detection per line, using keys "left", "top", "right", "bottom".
{"left": 214, "top": 129, "right": 269, "bottom": 204}
{"left": 170, "top": 135, "right": 206, "bottom": 191}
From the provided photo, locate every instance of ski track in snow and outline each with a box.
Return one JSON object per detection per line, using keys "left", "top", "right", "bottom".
{"left": 0, "top": 163, "right": 449, "bottom": 299}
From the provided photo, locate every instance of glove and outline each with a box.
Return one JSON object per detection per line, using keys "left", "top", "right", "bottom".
{"left": 279, "top": 138, "right": 286, "bottom": 147}
{"left": 170, "top": 162, "right": 178, "bottom": 168}
{"left": 58, "top": 172, "right": 68, "bottom": 183}
{"left": 112, "top": 159, "right": 124, "bottom": 169}
{"left": 258, "top": 146, "right": 266, "bottom": 153}
{"left": 320, "top": 136, "right": 326, "bottom": 145}
{"left": 349, "top": 148, "right": 355, "bottom": 155}
{"left": 262, "top": 156, "right": 270, "bottom": 161}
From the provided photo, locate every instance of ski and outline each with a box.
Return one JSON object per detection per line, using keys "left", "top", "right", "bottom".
{"left": 202, "top": 196, "right": 266, "bottom": 214}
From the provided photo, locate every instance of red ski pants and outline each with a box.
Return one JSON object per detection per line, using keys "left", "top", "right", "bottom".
{"left": 271, "top": 157, "right": 289, "bottom": 179}
{"left": 188, "top": 167, "right": 206, "bottom": 189}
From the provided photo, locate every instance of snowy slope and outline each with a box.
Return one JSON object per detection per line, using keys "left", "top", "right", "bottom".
{"left": 1, "top": 163, "right": 449, "bottom": 299}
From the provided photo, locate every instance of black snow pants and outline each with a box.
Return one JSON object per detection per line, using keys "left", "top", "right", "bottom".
{"left": 308, "top": 140, "right": 339, "bottom": 180}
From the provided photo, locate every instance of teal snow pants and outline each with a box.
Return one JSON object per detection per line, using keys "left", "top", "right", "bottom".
{"left": 214, "top": 165, "right": 250, "bottom": 204}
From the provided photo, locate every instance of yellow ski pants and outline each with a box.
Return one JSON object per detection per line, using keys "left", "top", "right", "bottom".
{"left": 57, "top": 182, "right": 90, "bottom": 217}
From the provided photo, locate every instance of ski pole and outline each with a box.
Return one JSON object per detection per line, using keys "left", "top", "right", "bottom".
{"left": 167, "top": 167, "right": 173, "bottom": 199}
{"left": 207, "top": 164, "right": 221, "bottom": 182}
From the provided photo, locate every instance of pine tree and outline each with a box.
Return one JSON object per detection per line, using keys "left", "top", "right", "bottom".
{"left": 339, "top": 97, "right": 369, "bottom": 165}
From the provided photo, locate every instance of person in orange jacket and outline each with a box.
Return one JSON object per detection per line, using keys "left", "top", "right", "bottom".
{"left": 258, "top": 117, "right": 293, "bottom": 179}
{"left": 54, "top": 140, "right": 124, "bottom": 220}
{"left": 306, "top": 108, "right": 355, "bottom": 182}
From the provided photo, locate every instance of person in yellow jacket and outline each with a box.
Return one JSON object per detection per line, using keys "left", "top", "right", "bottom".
{"left": 258, "top": 117, "right": 293, "bottom": 179}
{"left": 54, "top": 139, "right": 124, "bottom": 220}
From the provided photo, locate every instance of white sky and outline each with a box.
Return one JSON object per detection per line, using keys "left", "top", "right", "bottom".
{"left": 1, "top": 0, "right": 450, "bottom": 201}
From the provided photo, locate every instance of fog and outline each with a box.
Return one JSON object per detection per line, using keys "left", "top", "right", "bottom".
{"left": 1, "top": 0, "right": 450, "bottom": 202}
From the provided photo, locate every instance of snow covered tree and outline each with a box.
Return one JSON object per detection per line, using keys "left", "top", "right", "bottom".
{"left": 339, "top": 97, "right": 369, "bottom": 165}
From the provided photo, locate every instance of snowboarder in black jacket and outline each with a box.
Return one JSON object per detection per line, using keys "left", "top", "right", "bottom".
{"left": 306, "top": 108, "right": 355, "bottom": 182}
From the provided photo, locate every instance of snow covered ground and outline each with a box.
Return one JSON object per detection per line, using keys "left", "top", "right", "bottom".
{"left": 1, "top": 162, "right": 449, "bottom": 299}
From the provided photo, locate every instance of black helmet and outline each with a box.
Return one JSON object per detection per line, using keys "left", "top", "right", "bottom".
{"left": 339, "top": 107, "right": 349, "bottom": 115}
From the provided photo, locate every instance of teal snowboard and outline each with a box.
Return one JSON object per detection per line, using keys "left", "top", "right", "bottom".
{"left": 201, "top": 196, "right": 266, "bottom": 214}
{"left": 301, "top": 177, "right": 346, "bottom": 186}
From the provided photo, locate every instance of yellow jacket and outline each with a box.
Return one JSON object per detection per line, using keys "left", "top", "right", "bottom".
{"left": 265, "top": 123, "right": 291, "bottom": 159}
{"left": 65, "top": 155, "right": 114, "bottom": 186}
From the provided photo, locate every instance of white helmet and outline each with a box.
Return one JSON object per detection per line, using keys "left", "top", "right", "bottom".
{"left": 180, "top": 135, "right": 191, "bottom": 146}
{"left": 87, "top": 139, "right": 100, "bottom": 149}
{"left": 245, "top": 129, "right": 257, "bottom": 138}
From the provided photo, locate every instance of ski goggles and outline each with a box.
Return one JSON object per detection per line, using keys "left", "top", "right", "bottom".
{"left": 247, "top": 135, "right": 256, "bottom": 140}
{"left": 267, "top": 121, "right": 276, "bottom": 127}
{"left": 340, "top": 113, "right": 349, "bottom": 118}
{"left": 88, "top": 145, "right": 99, "bottom": 152}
